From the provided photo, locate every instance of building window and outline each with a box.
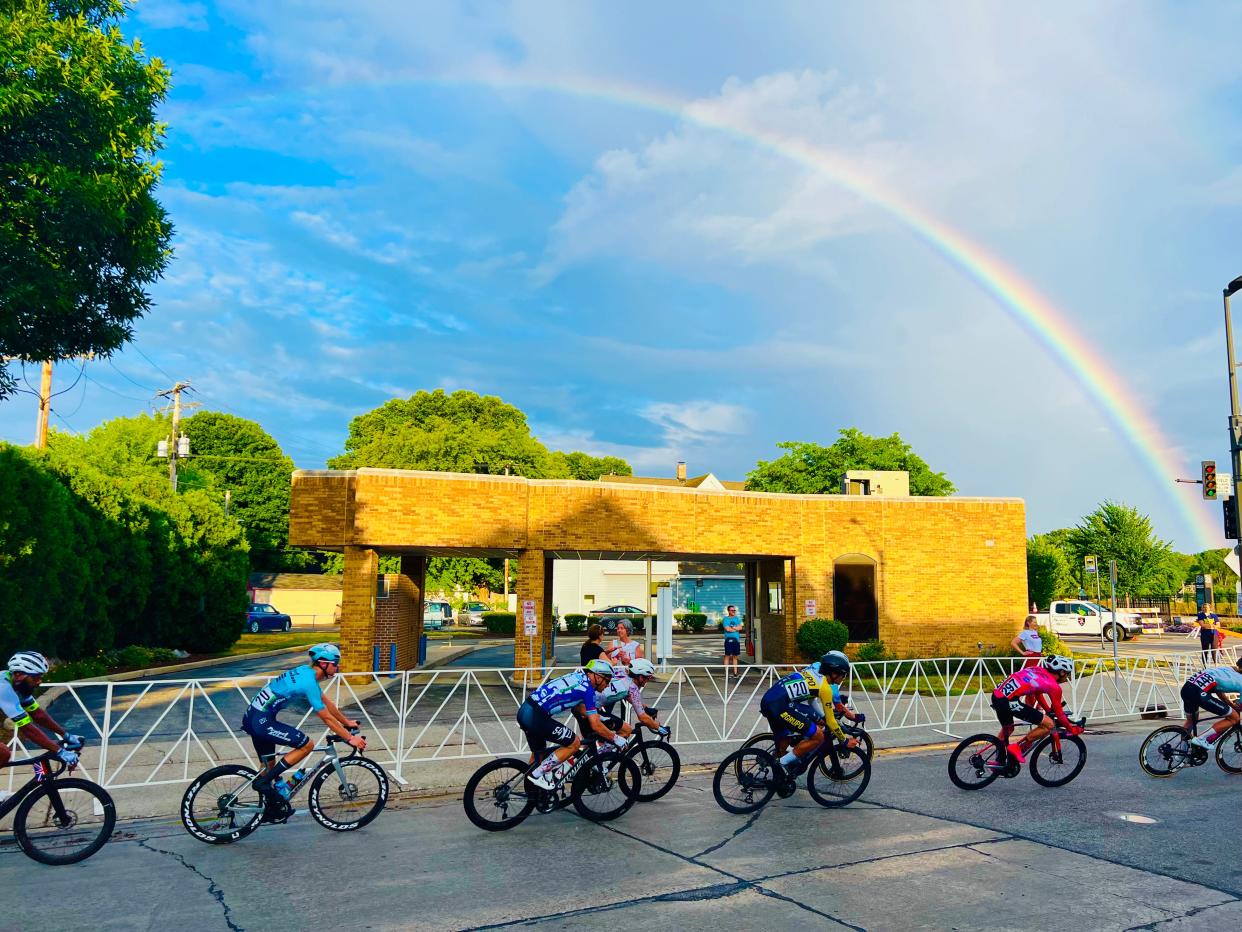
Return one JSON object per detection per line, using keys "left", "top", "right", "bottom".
{"left": 767, "top": 581, "right": 784, "bottom": 614}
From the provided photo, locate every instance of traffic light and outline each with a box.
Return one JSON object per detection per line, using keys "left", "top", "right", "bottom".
{"left": 1203, "top": 461, "right": 1218, "bottom": 499}
{"left": 1225, "top": 496, "right": 1240, "bottom": 540}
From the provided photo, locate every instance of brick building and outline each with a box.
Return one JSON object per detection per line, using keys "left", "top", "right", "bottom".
{"left": 288, "top": 468, "right": 1028, "bottom": 672}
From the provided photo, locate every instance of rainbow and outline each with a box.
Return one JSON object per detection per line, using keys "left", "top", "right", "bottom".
{"left": 198, "top": 69, "right": 1220, "bottom": 547}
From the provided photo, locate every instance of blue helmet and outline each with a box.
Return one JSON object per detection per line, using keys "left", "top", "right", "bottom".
{"left": 308, "top": 643, "right": 341, "bottom": 664}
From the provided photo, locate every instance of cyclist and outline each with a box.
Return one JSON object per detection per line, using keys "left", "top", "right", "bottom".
{"left": 759, "top": 652, "right": 857, "bottom": 776}
{"left": 596, "top": 658, "right": 670, "bottom": 740}
{"left": 519, "top": 659, "right": 629, "bottom": 789}
{"left": 1181, "top": 659, "right": 1242, "bottom": 751}
{"left": 241, "top": 643, "right": 365, "bottom": 803}
{"left": 991, "top": 655, "right": 1081, "bottom": 763}
{"left": 0, "top": 652, "right": 83, "bottom": 798}
{"left": 815, "top": 650, "right": 867, "bottom": 731}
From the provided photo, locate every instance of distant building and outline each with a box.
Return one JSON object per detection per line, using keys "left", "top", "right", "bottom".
{"left": 248, "top": 573, "right": 342, "bottom": 627}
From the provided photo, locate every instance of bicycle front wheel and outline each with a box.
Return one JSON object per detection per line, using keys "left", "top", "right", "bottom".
{"left": 571, "top": 750, "right": 641, "bottom": 822}
{"left": 947, "top": 735, "right": 1006, "bottom": 790}
{"left": 1215, "top": 726, "right": 1242, "bottom": 774}
{"left": 1030, "top": 733, "right": 1087, "bottom": 787}
{"left": 1139, "top": 726, "right": 1190, "bottom": 778}
{"left": 309, "top": 758, "right": 389, "bottom": 831}
{"left": 14, "top": 778, "right": 116, "bottom": 865}
{"left": 463, "top": 758, "right": 534, "bottom": 831}
{"left": 713, "top": 748, "right": 777, "bottom": 814}
{"left": 629, "top": 740, "right": 680, "bottom": 802}
{"left": 181, "top": 764, "right": 264, "bottom": 844}
{"left": 807, "top": 743, "right": 871, "bottom": 807}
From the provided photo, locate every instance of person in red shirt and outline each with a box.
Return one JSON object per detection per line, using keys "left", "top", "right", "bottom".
{"left": 991, "top": 655, "right": 1082, "bottom": 763}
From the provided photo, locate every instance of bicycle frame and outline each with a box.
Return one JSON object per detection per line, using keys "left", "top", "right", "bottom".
{"left": 228, "top": 737, "right": 360, "bottom": 817}
{"left": 0, "top": 753, "right": 72, "bottom": 821}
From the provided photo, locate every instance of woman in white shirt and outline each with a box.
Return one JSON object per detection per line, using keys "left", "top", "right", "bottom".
{"left": 1012, "top": 615, "right": 1043, "bottom": 667}
{"left": 607, "top": 620, "right": 644, "bottom": 666}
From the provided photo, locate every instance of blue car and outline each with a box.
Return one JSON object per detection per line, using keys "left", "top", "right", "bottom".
{"left": 245, "top": 603, "right": 292, "bottom": 633}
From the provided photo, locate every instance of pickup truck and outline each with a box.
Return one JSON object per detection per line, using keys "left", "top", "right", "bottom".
{"left": 1034, "top": 600, "right": 1143, "bottom": 641}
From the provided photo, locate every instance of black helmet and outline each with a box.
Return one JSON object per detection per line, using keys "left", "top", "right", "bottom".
{"left": 819, "top": 650, "right": 850, "bottom": 675}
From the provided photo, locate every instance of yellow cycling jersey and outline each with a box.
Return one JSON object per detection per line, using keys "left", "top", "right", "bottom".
{"left": 774, "top": 668, "right": 847, "bottom": 740}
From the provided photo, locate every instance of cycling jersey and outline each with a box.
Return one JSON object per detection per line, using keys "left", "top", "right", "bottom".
{"left": 527, "top": 671, "right": 598, "bottom": 717}
{"left": 1186, "top": 666, "right": 1242, "bottom": 695}
{"left": 993, "top": 667, "right": 1072, "bottom": 728}
{"left": 0, "top": 671, "right": 39, "bottom": 728}
{"left": 246, "top": 665, "right": 326, "bottom": 716}
{"left": 595, "top": 671, "right": 646, "bottom": 716}
{"left": 762, "top": 668, "right": 845, "bottom": 740}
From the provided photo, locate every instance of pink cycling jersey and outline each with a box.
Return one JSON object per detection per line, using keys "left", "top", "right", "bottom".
{"left": 993, "top": 667, "right": 1073, "bottom": 728}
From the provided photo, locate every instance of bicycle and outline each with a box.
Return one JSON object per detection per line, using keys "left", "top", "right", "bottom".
{"left": 1139, "top": 716, "right": 1242, "bottom": 777}
{"left": 712, "top": 731, "right": 871, "bottom": 814}
{"left": 737, "top": 695, "right": 873, "bottom": 779}
{"left": 600, "top": 705, "right": 680, "bottom": 802}
{"left": 948, "top": 717, "right": 1088, "bottom": 790}
{"left": 180, "top": 729, "right": 388, "bottom": 843}
{"left": 463, "top": 734, "right": 641, "bottom": 831}
{"left": 1, "top": 738, "right": 116, "bottom": 865}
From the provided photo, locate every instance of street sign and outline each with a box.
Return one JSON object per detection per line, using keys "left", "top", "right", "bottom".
{"left": 1220, "top": 473, "right": 1234, "bottom": 498}
{"left": 1084, "top": 555, "right": 1097, "bottom": 575}
{"left": 804, "top": 599, "right": 817, "bottom": 618}
{"left": 1225, "top": 550, "right": 1241, "bottom": 578}
{"left": 521, "top": 598, "right": 536, "bottom": 635}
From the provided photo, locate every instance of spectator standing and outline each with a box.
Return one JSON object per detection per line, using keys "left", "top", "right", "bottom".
{"left": 721, "top": 604, "right": 743, "bottom": 672}
{"left": 580, "top": 624, "right": 606, "bottom": 667}
{"left": 1198, "top": 609, "right": 1220, "bottom": 665}
{"left": 607, "top": 620, "right": 643, "bottom": 666}
{"left": 1011, "top": 615, "right": 1043, "bottom": 668}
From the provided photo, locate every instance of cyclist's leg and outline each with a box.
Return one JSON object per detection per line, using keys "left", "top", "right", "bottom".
{"left": 775, "top": 702, "right": 823, "bottom": 768}
{"left": 1200, "top": 693, "right": 1233, "bottom": 741}
{"left": 1180, "top": 682, "right": 1201, "bottom": 733}
{"left": 246, "top": 715, "right": 310, "bottom": 791}
{"left": 991, "top": 694, "right": 1016, "bottom": 744}
{"left": 759, "top": 697, "right": 791, "bottom": 756}
{"left": 520, "top": 704, "right": 578, "bottom": 782}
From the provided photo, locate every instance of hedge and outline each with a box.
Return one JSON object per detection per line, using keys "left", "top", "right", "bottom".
{"left": 675, "top": 612, "right": 708, "bottom": 633}
{"left": 0, "top": 444, "right": 249, "bottom": 660}
{"left": 795, "top": 617, "right": 849, "bottom": 659}
{"left": 564, "top": 613, "right": 589, "bottom": 633}
{"left": 482, "top": 611, "right": 517, "bottom": 635}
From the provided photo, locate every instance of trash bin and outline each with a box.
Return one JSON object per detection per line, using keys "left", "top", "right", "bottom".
{"left": 418, "top": 634, "right": 428, "bottom": 666}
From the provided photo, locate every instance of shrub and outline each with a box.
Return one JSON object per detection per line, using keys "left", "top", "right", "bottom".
{"left": 855, "top": 639, "right": 890, "bottom": 663}
{"left": 1038, "top": 627, "right": 1070, "bottom": 658}
{"left": 564, "top": 613, "right": 589, "bottom": 633}
{"left": 482, "top": 611, "right": 517, "bottom": 635}
{"left": 796, "top": 618, "right": 849, "bottom": 659}
{"left": 675, "top": 612, "right": 708, "bottom": 633}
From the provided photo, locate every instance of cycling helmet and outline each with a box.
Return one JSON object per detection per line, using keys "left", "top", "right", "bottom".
{"left": 308, "top": 643, "right": 342, "bottom": 664}
{"left": 1040, "top": 654, "right": 1074, "bottom": 676}
{"left": 819, "top": 651, "right": 850, "bottom": 676}
{"left": 8, "top": 651, "right": 49, "bottom": 676}
{"left": 628, "top": 658, "right": 656, "bottom": 678}
{"left": 584, "top": 659, "right": 615, "bottom": 677}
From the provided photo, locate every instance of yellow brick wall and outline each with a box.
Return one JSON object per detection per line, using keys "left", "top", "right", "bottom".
{"left": 291, "top": 469, "right": 1028, "bottom": 669}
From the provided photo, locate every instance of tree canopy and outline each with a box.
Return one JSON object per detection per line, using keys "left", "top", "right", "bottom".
{"left": 1026, "top": 534, "right": 1073, "bottom": 608}
{"left": 0, "top": 0, "right": 173, "bottom": 398}
{"left": 745, "top": 429, "right": 955, "bottom": 495}
{"left": 1065, "top": 502, "right": 1182, "bottom": 597}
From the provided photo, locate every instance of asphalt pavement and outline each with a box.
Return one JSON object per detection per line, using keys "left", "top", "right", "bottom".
{"left": 4, "top": 719, "right": 1239, "bottom": 930}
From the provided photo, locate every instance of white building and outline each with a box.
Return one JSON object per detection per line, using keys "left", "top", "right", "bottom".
{"left": 552, "top": 560, "right": 679, "bottom": 616}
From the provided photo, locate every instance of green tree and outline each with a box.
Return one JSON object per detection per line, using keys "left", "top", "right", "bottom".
{"left": 746, "top": 429, "right": 955, "bottom": 495}
{"left": 1026, "top": 535, "right": 1072, "bottom": 609}
{"left": 0, "top": 0, "right": 173, "bottom": 399}
{"left": 1066, "top": 502, "right": 1181, "bottom": 597}
{"left": 547, "top": 451, "right": 633, "bottom": 481}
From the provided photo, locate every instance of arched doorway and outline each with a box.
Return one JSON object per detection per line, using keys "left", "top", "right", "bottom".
{"left": 834, "top": 554, "right": 878, "bottom": 642}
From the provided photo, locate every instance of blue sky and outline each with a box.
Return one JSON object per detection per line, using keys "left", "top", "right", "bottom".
{"left": 4, "top": 0, "right": 1242, "bottom": 551}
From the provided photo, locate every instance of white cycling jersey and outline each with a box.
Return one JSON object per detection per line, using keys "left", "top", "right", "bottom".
{"left": 596, "top": 671, "right": 646, "bottom": 716}
{"left": 0, "top": 672, "right": 39, "bottom": 728}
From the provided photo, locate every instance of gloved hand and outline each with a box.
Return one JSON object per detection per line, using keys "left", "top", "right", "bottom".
{"left": 854, "top": 714, "right": 866, "bottom": 726}
{"left": 62, "top": 733, "right": 85, "bottom": 750}
{"left": 611, "top": 734, "right": 628, "bottom": 749}
{"left": 56, "top": 747, "right": 79, "bottom": 768}
{"left": 656, "top": 726, "right": 671, "bottom": 738}
{"left": 1069, "top": 725, "right": 1084, "bottom": 737}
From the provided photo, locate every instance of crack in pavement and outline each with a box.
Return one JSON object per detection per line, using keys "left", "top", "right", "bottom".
{"left": 693, "top": 808, "right": 763, "bottom": 858}
{"left": 750, "top": 837, "right": 1013, "bottom": 884}
{"left": 136, "top": 838, "right": 243, "bottom": 932}
{"left": 1124, "top": 898, "right": 1242, "bottom": 931}
{"left": 463, "top": 881, "right": 755, "bottom": 929}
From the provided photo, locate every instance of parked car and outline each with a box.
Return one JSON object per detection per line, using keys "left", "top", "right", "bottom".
{"left": 245, "top": 603, "right": 292, "bottom": 633}
{"left": 462, "top": 601, "right": 490, "bottom": 626}
{"left": 424, "top": 600, "right": 453, "bottom": 630}
{"left": 1032, "top": 600, "right": 1143, "bottom": 641}
{"left": 590, "top": 604, "right": 649, "bottom": 634}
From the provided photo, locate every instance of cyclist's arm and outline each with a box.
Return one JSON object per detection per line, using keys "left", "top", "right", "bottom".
{"left": 1042, "top": 683, "right": 1074, "bottom": 729}
{"left": 319, "top": 691, "right": 358, "bottom": 729}
{"left": 816, "top": 681, "right": 847, "bottom": 740}
{"left": 6, "top": 695, "right": 64, "bottom": 753}
{"left": 575, "top": 702, "right": 623, "bottom": 744}
{"left": 29, "top": 704, "right": 66, "bottom": 739}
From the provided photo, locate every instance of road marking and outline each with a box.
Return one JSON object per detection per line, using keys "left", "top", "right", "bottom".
{"left": 1107, "top": 811, "right": 1160, "bottom": 825}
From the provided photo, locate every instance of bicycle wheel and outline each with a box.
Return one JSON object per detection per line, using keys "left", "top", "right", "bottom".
{"left": 1139, "top": 726, "right": 1190, "bottom": 778}
{"left": 807, "top": 744, "right": 871, "bottom": 807}
{"left": 308, "top": 758, "right": 389, "bottom": 831}
{"left": 14, "top": 778, "right": 116, "bottom": 865}
{"left": 180, "top": 764, "right": 265, "bottom": 844}
{"left": 1215, "top": 726, "right": 1242, "bottom": 775}
{"left": 713, "top": 748, "right": 778, "bottom": 814}
{"left": 463, "top": 758, "right": 535, "bottom": 831}
{"left": 843, "top": 725, "right": 875, "bottom": 762}
{"left": 571, "top": 750, "right": 641, "bottom": 822}
{"left": 947, "top": 735, "right": 1006, "bottom": 790}
{"left": 629, "top": 740, "right": 680, "bottom": 802}
{"left": 1030, "top": 733, "right": 1087, "bottom": 787}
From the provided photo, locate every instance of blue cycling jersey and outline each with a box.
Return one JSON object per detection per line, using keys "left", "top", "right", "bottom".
{"left": 246, "top": 665, "right": 325, "bottom": 716}
{"left": 527, "top": 671, "right": 598, "bottom": 716}
{"left": 1188, "top": 666, "right": 1242, "bottom": 695}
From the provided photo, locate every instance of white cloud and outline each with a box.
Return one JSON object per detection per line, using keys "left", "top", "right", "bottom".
{"left": 135, "top": 0, "right": 208, "bottom": 32}
{"left": 641, "top": 401, "right": 750, "bottom": 444}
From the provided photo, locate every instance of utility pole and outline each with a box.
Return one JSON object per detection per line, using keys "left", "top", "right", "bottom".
{"left": 34, "top": 361, "right": 52, "bottom": 449}
{"left": 156, "top": 381, "right": 194, "bottom": 491}
{"left": 1225, "top": 277, "right": 1242, "bottom": 522}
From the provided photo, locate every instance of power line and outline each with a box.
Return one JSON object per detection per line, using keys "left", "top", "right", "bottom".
{"left": 50, "top": 360, "right": 86, "bottom": 398}
{"left": 83, "top": 373, "right": 153, "bottom": 405}
{"left": 108, "top": 357, "right": 158, "bottom": 394}
{"left": 134, "top": 346, "right": 175, "bottom": 383}
{"left": 59, "top": 372, "right": 89, "bottom": 419}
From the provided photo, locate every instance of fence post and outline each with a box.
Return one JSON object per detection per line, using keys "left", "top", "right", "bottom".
{"left": 395, "top": 670, "right": 409, "bottom": 783}
{"left": 97, "top": 683, "right": 113, "bottom": 789}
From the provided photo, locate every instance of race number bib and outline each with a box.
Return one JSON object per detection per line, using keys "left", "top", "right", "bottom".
{"left": 997, "top": 675, "right": 1023, "bottom": 699}
{"left": 782, "top": 676, "right": 811, "bottom": 701}
{"left": 1188, "top": 670, "right": 1217, "bottom": 691}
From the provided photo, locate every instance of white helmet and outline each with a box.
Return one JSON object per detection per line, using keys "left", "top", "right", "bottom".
{"left": 1041, "top": 655, "right": 1074, "bottom": 676}
{"left": 628, "top": 658, "right": 656, "bottom": 678}
{"left": 8, "top": 651, "right": 49, "bottom": 676}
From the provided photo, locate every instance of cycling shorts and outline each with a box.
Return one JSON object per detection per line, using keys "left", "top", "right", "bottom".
{"left": 241, "top": 711, "right": 310, "bottom": 761}
{"left": 1181, "top": 682, "right": 1231, "bottom": 722}
{"left": 517, "top": 699, "right": 576, "bottom": 759}
{"left": 760, "top": 692, "right": 819, "bottom": 740}
{"left": 991, "top": 693, "right": 1045, "bottom": 728}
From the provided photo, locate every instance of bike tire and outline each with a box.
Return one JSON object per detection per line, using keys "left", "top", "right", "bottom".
{"left": 1029, "top": 733, "right": 1087, "bottom": 787}
{"left": 308, "top": 757, "right": 389, "bottom": 831}
{"left": 843, "top": 724, "right": 875, "bottom": 762}
{"left": 713, "top": 748, "right": 778, "bottom": 814}
{"left": 742, "top": 729, "right": 873, "bottom": 779}
{"left": 14, "top": 778, "right": 116, "bottom": 865}
{"left": 1139, "top": 726, "right": 1190, "bottom": 778}
{"left": 180, "top": 764, "right": 265, "bottom": 844}
{"left": 947, "top": 735, "right": 1006, "bottom": 791}
{"left": 571, "top": 750, "right": 641, "bottom": 822}
{"left": 463, "top": 758, "right": 536, "bottom": 831}
{"left": 807, "top": 743, "right": 871, "bottom": 808}
{"left": 628, "top": 740, "right": 680, "bottom": 802}
{"left": 1215, "top": 726, "right": 1242, "bottom": 775}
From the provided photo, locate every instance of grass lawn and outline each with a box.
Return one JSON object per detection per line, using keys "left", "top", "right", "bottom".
{"left": 220, "top": 630, "right": 340, "bottom": 656}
